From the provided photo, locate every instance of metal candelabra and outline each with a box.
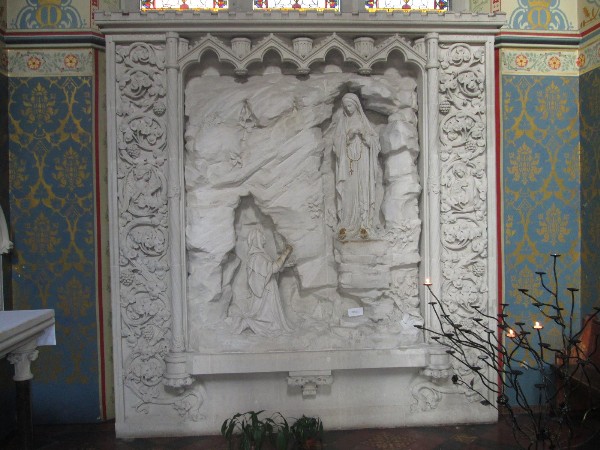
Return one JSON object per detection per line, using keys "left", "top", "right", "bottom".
{"left": 416, "top": 254, "right": 600, "bottom": 449}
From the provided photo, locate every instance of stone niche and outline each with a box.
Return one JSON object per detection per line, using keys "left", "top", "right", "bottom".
{"left": 97, "top": 9, "right": 504, "bottom": 438}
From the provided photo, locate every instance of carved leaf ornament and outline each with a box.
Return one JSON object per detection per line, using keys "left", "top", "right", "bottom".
{"left": 116, "top": 42, "right": 202, "bottom": 420}
{"left": 438, "top": 42, "right": 489, "bottom": 398}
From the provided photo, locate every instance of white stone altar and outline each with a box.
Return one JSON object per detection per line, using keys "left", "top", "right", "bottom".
{"left": 0, "top": 310, "right": 55, "bottom": 375}
{"left": 97, "top": 6, "right": 504, "bottom": 438}
{"left": 0, "top": 309, "right": 56, "bottom": 447}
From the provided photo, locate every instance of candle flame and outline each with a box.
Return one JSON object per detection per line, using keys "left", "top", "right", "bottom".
{"left": 506, "top": 329, "right": 516, "bottom": 338}
{"left": 424, "top": 278, "right": 432, "bottom": 286}
{"left": 534, "top": 321, "right": 543, "bottom": 329}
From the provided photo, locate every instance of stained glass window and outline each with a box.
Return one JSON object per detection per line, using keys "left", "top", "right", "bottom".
{"left": 141, "top": 0, "right": 227, "bottom": 10}
{"left": 252, "top": 0, "right": 337, "bottom": 8}
{"left": 251, "top": 0, "right": 447, "bottom": 9}
{"left": 363, "top": 0, "right": 448, "bottom": 8}
{"left": 141, "top": 0, "right": 449, "bottom": 10}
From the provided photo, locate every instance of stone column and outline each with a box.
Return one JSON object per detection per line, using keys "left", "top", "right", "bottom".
{"left": 163, "top": 32, "right": 194, "bottom": 388}
{"left": 424, "top": 32, "right": 442, "bottom": 336}
{"left": 7, "top": 340, "right": 39, "bottom": 450}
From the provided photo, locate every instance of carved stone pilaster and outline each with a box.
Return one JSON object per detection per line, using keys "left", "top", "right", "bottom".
{"left": 438, "top": 41, "right": 489, "bottom": 333}
{"left": 114, "top": 38, "right": 202, "bottom": 421}
{"left": 288, "top": 371, "right": 333, "bottom": 398}
{"left": 436, "top": 39, "right": 493, "bottom": 405}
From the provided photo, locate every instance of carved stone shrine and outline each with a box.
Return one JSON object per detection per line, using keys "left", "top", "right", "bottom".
{"left": 96, "top": 7, "right": 504, "bottom": 437}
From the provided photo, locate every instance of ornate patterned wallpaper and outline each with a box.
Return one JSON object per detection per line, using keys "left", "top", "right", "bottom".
{"left": 9, "top": 0, "right": 87, "bottom": 29}
{"left": 579, "top": 33, "right": 600, "bottom": 74}
{"left": 6, "top": 0, "right": 120, "bottom": 30}
{"left": 507, "top": 0, "right": 576, "bottom": 31}
{"left": 501, "top": 69, "right": 581, "bottom": 351}
{"left": 580, "top": 0, "right": 600, "bottom": 31}
{"left": 8, "top": 49, "right": 95, "bottom": 76}
{"left": 501, "top": 48, "right": 579, "bottom": 75}
{"left": 7, "top": 48, "right": 104, "bottom": 422}
{"left": 580, "top": 65, "right": 600, "bottom": 317}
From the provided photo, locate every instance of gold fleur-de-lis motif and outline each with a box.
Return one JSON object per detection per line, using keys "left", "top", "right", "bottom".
{"left": 57, "top": 277, "right": 92, "bottom": 319}
{"left": 54, "top": 147, "right": 88, "bottom": 190}
{"left": 563, "top": 148, "right": 578, "bottom": 181}
{"left": 508, "top": 142, "right": 542, "bottom": 185}
{"left": 23, "top": 212, "right": 60, "bottom": 255}
{"left": 537, "top": 203, "right": 570, "bottom": 246}
{"left": 22, "top": 83, "right": 56, "bottom": 124}
{"left": 504, "top": 215, "right": 516, "bottom": 246}
{"left": 510, "top": 266, "right": 543, "bottom": 305}
{"left": 536, "top": 81, "right": 568, "bottom": 122}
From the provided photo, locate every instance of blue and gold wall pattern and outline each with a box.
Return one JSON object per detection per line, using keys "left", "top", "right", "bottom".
{"left": 502, "top": 68, "right": 581, "bottom": 346}
{"left": 8, "top": 72, "right": 101, "bottom": 421}
{"left": 580, "top": 62, "right": 600, "bottom": 317}
{"left": 501, "top": 49, "right": 581, "bottom": 401}
{"left": 509, "top": 0, "right": 573, "bottom": 31}
{"left": 14, "top": 0, "right": 84, "bottom": 29}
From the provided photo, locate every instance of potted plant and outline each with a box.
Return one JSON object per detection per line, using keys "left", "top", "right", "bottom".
{"left": 290, "top": 416, "right": 323, "bottom": 450}
{"left": 221, "top": 410, "right": 281, "bottom": 450}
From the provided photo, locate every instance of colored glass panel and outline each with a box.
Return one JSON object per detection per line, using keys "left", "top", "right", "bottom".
{"left": 253, "top": 0, "right": 336, "bottom": 8}
{"left": 141, "top": 0, "right": 448, "bottom": 10}
{"left": 365, "top": 0, "right": 448, "bottom": 8}
{"left": 142, "top": 0, "right": 227, "bottom": 9}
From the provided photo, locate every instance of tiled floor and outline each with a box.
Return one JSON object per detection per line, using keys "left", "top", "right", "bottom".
{"left": 3, "top": 418, "right": 600, "bottom": 450}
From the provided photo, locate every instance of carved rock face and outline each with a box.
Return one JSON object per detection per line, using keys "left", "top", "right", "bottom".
{"left": 184, "top": 70, "right": 422, "bottom": 352}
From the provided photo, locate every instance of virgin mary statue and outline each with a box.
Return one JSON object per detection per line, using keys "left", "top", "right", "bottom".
{"left": 333, "top": 93, "right": 381, "bottom": 240}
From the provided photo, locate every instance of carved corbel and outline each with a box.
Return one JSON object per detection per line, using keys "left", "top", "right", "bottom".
{"left": 288, "top": 370, "right": 333, "bottom": 398}
{"left": 410, "top": 345, "right": 454, "bottom": 412}
{"left": 231, "top": 37, "right": 252, "bottom": 59}
{"left": 354, "top": 37, "right": 374, "bottom": 59}
{"left": 292, "top": 37, "right": 313, "bottom": 58}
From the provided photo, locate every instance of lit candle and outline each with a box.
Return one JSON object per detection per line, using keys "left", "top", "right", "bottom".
{"left": 533, "top": 321, "right": 543, "bottom": 329}
{"left": 506, "top": 329, "right": 516, "bottom": 338}
{"left": 424, "top": 278, "right": 432, "bottom": 286}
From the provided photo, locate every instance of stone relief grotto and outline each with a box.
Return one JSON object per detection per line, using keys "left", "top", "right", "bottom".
{"left": 185, "top": 57, "right": 423, "bottom": 352}
{"left": 97, "top": 8, "right": 504, "bottom": 437}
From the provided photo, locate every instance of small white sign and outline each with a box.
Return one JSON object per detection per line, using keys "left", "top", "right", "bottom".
{"left": 348, "top": 307, "right": 364, "bottom": 317}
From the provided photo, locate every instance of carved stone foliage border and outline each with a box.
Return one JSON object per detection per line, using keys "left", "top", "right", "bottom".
{"left": 114, "top": 41, "right": 202, "bottom": 421}
{"left": 410, "top": 38, "right": 494, "bottom": 412}
{"left": 438, "top": 41, "right": 489, "bottom": 344}
{"left": 436, "top": 40, "right": 492, "bottom": 403}
{"left": 110, "top": 31, "right": 494, "bottom": 422}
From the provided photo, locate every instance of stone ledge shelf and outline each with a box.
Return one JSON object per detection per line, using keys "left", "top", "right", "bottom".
{"left": 94, "top": 10, "right": 506, "bottom": 35}
{"left": 186, "top": 345, "right": 443, "bottom": 375}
